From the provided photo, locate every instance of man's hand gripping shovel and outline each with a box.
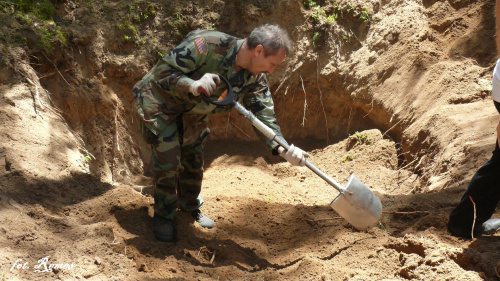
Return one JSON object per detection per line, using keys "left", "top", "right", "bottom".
{"left": 202, "top": 74, "right": 382, "bottom": 230}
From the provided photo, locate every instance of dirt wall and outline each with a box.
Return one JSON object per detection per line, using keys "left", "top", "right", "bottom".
{"left": 1, "top": 0, "right": 497, "bottom": 193}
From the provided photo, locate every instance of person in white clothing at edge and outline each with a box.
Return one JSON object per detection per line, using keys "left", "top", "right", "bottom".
{"left": 447, "top": 0, "right": 500, "bottom": 238}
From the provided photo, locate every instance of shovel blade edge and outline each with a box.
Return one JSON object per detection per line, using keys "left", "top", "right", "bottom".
{"left": 330, "top": 174, "right": 382, "bottom": 231}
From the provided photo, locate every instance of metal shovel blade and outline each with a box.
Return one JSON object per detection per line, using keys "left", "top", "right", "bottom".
{"left": 330, "top": 175, "right": 382, "bottom": 230}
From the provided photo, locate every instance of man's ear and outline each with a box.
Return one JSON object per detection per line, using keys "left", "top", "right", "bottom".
{"left": 254, "top": 44, "right": 264, "bottom": 56}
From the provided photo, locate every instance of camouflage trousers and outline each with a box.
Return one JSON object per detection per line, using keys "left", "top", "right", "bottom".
{"left": 141, "top": 113, "right": 210, "bottom": 220}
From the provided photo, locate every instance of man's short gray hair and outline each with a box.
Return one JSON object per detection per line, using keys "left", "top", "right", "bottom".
{"left": 247, "top": 24, "right": 292, "bottom": 56}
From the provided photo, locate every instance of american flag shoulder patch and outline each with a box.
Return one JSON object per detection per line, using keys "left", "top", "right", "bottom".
{"left": 194, "top": 37, "right": 208, "bottom": 54}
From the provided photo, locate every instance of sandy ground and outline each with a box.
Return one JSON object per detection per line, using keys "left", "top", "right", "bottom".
{"left": 1, "top": 126, "right": 499, "bottom": 280}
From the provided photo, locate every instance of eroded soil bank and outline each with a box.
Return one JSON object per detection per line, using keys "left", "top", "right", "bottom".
{"left": 1, "top": 0, "right": 500, "bottom": 280}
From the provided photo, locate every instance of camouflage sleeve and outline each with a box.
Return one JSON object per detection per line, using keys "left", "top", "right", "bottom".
{"left": 154, "top": 34, "right": 210, "bottom": 95}
{"left": 243, "top": 75, "right": 284, "bottom": 151}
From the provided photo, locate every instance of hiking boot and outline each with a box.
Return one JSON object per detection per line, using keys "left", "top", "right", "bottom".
{"left": 447, "top": 223, "right": 473, "bottom": 238}
{"left": 480, "top": 218, "right": 500, "bottom": 235}
{"left": 153, "top": 216, "right": 175, "bottom": 242}
{"left": 191, "top": 209, "right": 215, "bottom": 229}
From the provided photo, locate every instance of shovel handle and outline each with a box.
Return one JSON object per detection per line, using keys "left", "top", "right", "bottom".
{"left": 231, "top": 102, "right": 346, "bottom": 193}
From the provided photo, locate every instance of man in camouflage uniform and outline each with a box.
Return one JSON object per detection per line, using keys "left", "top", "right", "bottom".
{"left": 133, "top": 24, "right": 308, "bottom": 242}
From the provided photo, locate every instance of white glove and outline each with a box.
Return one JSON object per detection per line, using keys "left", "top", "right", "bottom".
{"left": 277, "top": 144, "right": 309, "bottom": 166}
{"left": 492, "top": 59, "right": 500, "bottom": 102}
{"left": 189, "top": 73, "right": 220, "bottom": 96}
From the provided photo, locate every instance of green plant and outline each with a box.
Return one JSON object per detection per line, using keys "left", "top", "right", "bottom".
{"left": 84, "top": 155, "right": 92, "bottom": 163}
{"left": 126, "top": 21, "right": 138, "bottom": 34}
{"left": 312, "top": 31, "right": 321, "bottom": 48}
{"left": 303, "top": 0, "right": 316, "bottom": 9}
{"left": 311, "top": 5, "right": 325, "bottom": 22}
{"left": 127, "top": 0, "right": 156, "bottom": 23}
{"left": 37, "top": 28, "right": 55, "bottom": 52}
{"left": 353, "top": 131, "right": 371, "bottom": 144}
{"left": 13, "top": 32, "right": 28, "bottom": 43}
{"left": 342, "top": 152, "right": 355, "bottom": 163}
{"left": 169, "top": 11, "right": 191, "bottom": 39}
{"left": 15, "top": 12, "right": 33, "bottom": 25}
{"left": 55, "top": 29, "right": 67, "bottom": 46}
{"left": 342, "top": 33, "right": 353, "bottom": 43}
{"left": 267, "top": 192, "right": 277, "bottom": 201}
{"left": 0, "top": 1, "right": 15, "bottom": 10}
{"left": 16, "top": 0, "right": 57, "bottom": 20}
{"left": 332, "top": 0, "right": 373, "bottom": 23}
{"left": 157, "top": 51, "right": 166, "bottom": 58}
{"left": 378, "top": 222, "right": 387, "bottom": 232}
{"left": 359, "top": 7, "right": 371, "bottom": 23}
{"left": 325, "top": 14, "right": 337, "bottom": 24}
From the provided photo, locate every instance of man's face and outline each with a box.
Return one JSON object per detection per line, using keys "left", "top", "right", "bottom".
{"left": 247, "top": 45, "right": 286, "bottom": 76}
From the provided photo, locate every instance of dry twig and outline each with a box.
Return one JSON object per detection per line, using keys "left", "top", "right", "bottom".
{"left": 363, "top": 96, "right": 375, "bottom": 118}
{"left": 392, "top": 158, "right": 417, "bottom": 175}
{"left": 307, "top": 211, "right": 430, "bottom": 222}
{"left": 307, "top": 217, "right": 343, "bottom": 222}
{"left": 210, "top": 250, "right": 216, "bottom": 264}
{"left": 470, "top": 196, "right": 477, "bottom": 239}
{"left": 42, "top": 52, "right": 71, "bottom": 86}
{"left": 316, "top": 55, "right": 329, "bottom": 144}
{"left": 382, "top": 211, "right": 429, "bottom": 215}
{"left": 300, "top": 74, "right": 307, "bottom": 126}
{"left": 224, "top": 112, "right": 231, "bottom": 138}
{"left": 346, "top": 107, "right": 355, "bottom": 133}
{"left": 26, "top": 78, "right": 45, "bottom": 111}
{"left": 383, "top": 119, "right": 403, "bottom": 137}
{"left": 229, "top": 120, "right": 253, "bottom": 139}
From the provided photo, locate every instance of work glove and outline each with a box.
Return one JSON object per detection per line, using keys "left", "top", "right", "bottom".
{"left": 189, "top": 73, "right": 220, "bottom": 97}
{"left": 492, "top": 59, "right": 500, "bottom": 103}
{"left": 277, "top": 144, "right": 309, "bottom": 166}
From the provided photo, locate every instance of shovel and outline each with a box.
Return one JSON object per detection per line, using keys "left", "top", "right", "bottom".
{"left": 201, "top": 74, "right": 382, "bottom": 230}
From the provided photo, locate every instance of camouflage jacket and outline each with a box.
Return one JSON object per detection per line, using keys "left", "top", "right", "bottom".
{"left": 133, "top": 29, "right": 284, "bottom": 150}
